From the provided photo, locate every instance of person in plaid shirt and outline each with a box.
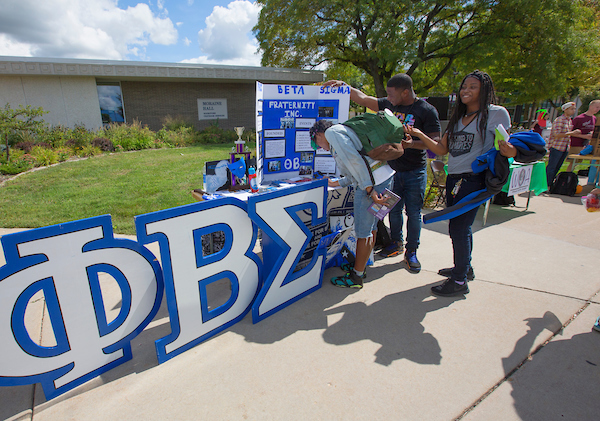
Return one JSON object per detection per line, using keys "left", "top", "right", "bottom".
{"left": 546, "top": 102, "right": 578, "bottom": 187}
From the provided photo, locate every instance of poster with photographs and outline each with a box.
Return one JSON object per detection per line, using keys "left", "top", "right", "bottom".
{"left": 255, "top": 82, "right": 350, "bottom": 182}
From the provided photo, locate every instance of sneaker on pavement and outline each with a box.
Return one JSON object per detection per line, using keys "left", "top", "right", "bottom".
{"left": 330, "top": 270, "right": 364, "bottom": 289}
{"left": 593, "top": 317, "right": 600, "bottom": 332}
{"left": 378, "top": 241, "right": 403, "bottom": 258}
{"left": 404, "top": 249, "right": 421, "bottom": 273}
{"left": 438, "top": 266, "right": 475, "bottom": 280}
{"left": 340, "top": 262, "right": 368, "bottom": 277}
{"left": 431, "top": 279, "right": 469, "bottom": 297}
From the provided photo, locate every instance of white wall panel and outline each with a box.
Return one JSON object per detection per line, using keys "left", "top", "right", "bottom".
{"left": 0, "top": 76, "right": 102, "bottom": 130}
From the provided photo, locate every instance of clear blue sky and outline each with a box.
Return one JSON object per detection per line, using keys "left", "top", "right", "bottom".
{"left": 0, "top": 0, "right": 263, "bottom": 66}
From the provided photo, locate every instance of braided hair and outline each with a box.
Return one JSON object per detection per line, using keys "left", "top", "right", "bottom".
{"left": 447, "top": 70, "right": 497, "bottom": 142}
{"left": 309, "top": 119, "right": 334, "bottom": 150}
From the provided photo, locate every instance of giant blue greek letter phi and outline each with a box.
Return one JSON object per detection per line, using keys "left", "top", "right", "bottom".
{"left": 0, "top": 215, "right": 163, "bottom": 399}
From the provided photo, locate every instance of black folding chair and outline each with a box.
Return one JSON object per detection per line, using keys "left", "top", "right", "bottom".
{"left": 425, "top": 159, "right": 447, "bottom": 208}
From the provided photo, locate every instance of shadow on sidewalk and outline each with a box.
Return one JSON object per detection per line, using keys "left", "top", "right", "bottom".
{"left": 232, "top": 274, "right": 463, "bottom": 367}
{"left": 4, "top": 269, "right": 461, "bottom": 417}
{"left": 500, "top": 311, "right": 600, "bottom": 419}
{"left": 6, "top": 297, "right": 173, "bottom": 417}
{"left": 16, "top": 268, "right": 353, "bottom": 415}
{"left": 321, "top": 282, "right": 461, "bottom": 366}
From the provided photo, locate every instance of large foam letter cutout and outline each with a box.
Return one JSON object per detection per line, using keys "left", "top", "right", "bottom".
{"left": 0, "top": 215, "right": 163, "bottom": 399}
{"left": 136, "top": 199, "right": 261, "bottom": 364}
{"left": 248, "top": 179, "right": 328, "bottom": 323}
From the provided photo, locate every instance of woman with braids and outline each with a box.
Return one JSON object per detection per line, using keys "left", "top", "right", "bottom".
{"left": 403, "top": 70, "right": 517, "bottom": 297}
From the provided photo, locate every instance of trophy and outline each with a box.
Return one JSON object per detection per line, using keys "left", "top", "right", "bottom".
{"left": 233, "top": 126, "right": 248, "bottom": 153}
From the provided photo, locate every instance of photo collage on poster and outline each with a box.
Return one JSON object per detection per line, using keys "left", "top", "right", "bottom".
{"left": 255, "top": 83, "right": 351, "bottom": 183}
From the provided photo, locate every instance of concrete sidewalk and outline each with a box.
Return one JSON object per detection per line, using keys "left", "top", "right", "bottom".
{"left": 1, "top": 188, "right": 600, "bottom": 420}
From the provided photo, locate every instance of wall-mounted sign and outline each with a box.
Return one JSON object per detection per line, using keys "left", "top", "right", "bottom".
{"left": 198, "top": 98, "right": 228, "bottom": 120}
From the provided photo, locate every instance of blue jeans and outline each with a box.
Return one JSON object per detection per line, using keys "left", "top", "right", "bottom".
{"left": 546, "top": 148, "right": 568, "bottom": 187}
{"left": 446, "top": 173, "right": 486, "bottom": 282}
{"left": 353, "top": 177, "right": 393, "bottom": 238}
{"left": 588, "top": 162, "right": 599, "bottom": 186}
{"left": 389, "top": 167, "right": 427, "bottom": 251}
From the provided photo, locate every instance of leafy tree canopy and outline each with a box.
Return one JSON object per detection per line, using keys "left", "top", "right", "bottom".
{"left": 254, "top": 0, "right": 600, "bottom": 103}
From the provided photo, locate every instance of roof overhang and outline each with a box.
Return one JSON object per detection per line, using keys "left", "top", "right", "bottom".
{"left": 0, "top": 56, "right": 325, "bottom": 84}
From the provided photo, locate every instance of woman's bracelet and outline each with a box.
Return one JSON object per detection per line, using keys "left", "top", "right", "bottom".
{"left": 366, "top": 186, "right": 374, "bottom": 197}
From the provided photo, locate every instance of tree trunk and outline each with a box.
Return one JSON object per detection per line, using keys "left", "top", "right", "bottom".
{"left": 373, "top": 77, "right": 386, "bottom": 98}
{"left": 369, "top": 67, "right": 386, "bottom": 98}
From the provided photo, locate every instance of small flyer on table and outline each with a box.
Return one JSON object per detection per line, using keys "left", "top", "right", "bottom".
{"left": 367, "top": 188, "right": 400, "bottom": 220}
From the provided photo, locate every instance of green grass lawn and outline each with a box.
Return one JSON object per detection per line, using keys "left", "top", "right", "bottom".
{"left": 0, "top": 145, "right": 237, "bottom": 235}
{"left": 2, "top": 146, "right": 588, "bottom": 236}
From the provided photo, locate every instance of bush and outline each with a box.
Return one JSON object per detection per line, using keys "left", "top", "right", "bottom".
{"left": 55, "top": 146, "right": 72, "bottom": 162}
{"left": 6, "top": 132, "right": 25, "bottom": 148}
{"left": 19, "top": 153, "right": 37, "bottom": 166}
{"left": 1, "top": 118, "right": 254, "bottom": 177}
{"left": 156, "top": 126, "right": 196, "bottom": 148}
{"left": 15, "top": 141, "right": 35, "bottom": 153}
{"left": 65, "top": 138, "right": 84, "bottom": 153}
{"left": 16, "top": 141, "right": 52, "bottom": 153}
{"left": 0, "top": 153, "right": 35, "bottom": 174}
{"left": 0, "top": 162, "right": 30, "bottom": 174}
{"left": 91, "top": 137, "right": 115, "bottom": 152}
{"left": 105, "top": 120, "right": 155, "bottom": 151}
{"left": 196, "top": 121, "right": 238, "bottom": 144}
{"left": 31, "top": 146, "right": 58, "bottom": 166}
{"left": 68, "top": 124, "right": 93, "bottom": 148}
{"left": 42, "top": 126, "right": 70, "bottom": 148}
{"left": 14, "top": 131, "right": 40, "bottom": 145}
{"left": 162, "top": 115, "right": 195, "bottom": 131}
{"left": 78, "top": 145, "right": 102, "bottom": 157}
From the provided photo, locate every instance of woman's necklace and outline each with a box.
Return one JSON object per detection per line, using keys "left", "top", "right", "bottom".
{"left": 461, "top": 109, "right": 479, "bottom": 128}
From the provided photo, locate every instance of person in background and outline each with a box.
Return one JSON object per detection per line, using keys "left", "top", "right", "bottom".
{"left": 530, "top": 110, "right": 549, "bottom": 136}
{"left": 570, "top": 100, "right": 600, "bottom": 155}
{"left": 401, "top": 70, "right": 517, "bottom": 297}
{"left": 570, "top": 100, "right": 600, "bottom": 184}
{"left": 545, "top": 102, "right": 578, "bottom": 187}
{"left": 323, "top": 75, "right": 441, "bottom": 273}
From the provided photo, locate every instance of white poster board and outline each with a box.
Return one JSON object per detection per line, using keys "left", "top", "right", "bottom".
{"left": 508, "top": 165, "right": 533, "bottom": 196}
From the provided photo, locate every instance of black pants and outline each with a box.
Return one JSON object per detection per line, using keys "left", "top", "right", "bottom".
{"left": 445, "top": 173, "right": 486, "bottom": 282}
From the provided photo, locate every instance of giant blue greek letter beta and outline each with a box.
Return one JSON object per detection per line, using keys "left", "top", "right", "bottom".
{"left": 136, "top": 199, "right": 262, "bottom": 364}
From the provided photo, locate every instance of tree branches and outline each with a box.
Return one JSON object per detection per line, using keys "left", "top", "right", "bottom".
{"left": 254, "top": 0, "right": 600, "bottom": 101}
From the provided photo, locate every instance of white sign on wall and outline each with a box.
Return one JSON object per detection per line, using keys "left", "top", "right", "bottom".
{"left": 198, "top": 98, "right": 228, "bottom": 120}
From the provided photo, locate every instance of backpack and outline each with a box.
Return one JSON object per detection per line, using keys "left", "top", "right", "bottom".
{"left": 493, "top": 191, "right": 515, "bottom": 206}
{"left": 550, "top": 171, "right": 578, "bottom": 196}
{"left": 342, "top": 109, "right": 405, "bottom": 161}
{"left": 375, "top": 220, "right": 393, "bottom": 249}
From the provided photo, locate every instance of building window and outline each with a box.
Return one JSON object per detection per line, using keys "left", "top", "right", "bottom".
{"left": 97, "top": 83, "right": 125, "bottom": 126}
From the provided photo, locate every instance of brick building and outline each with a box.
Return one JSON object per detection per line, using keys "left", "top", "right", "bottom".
{"left": 0, "top": 56, "right": 324, "bottom": 131}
